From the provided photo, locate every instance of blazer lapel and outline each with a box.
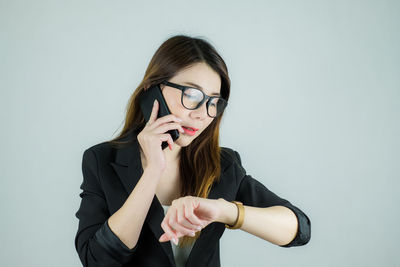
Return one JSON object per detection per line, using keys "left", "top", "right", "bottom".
{"left": 110, "top": 131, "right": 176, "bottom": 267}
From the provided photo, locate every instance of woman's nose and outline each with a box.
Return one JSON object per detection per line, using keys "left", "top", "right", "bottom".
{"left": 191, "top": 101, "right": 209, "bottom": 119}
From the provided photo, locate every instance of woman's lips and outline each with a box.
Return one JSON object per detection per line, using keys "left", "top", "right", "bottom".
{"left": 182, "top": 126, "right": 198, "bottom": 136}
{"left": 183, "top": 126, "right": 198, "bottom": 131}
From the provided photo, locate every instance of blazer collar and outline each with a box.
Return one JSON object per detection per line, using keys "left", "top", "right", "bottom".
{"left": 110, "top": 130, "right": 231, "bottom": 266}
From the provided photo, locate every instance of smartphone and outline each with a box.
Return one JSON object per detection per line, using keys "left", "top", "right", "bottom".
{"left": 139, "top": 84, "right": 180, "bottom": 150}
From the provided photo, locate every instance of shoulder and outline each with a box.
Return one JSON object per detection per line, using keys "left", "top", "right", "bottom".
{"left": 81, "top": 140, "right": 117, "bottom": 163}
{"left": 220, "top": 146, "right": 237, "bottom": 163}
{"left": 84, "top": 140, "right": 113, "bottom": 154}
{"left": 220, "top": 146, "right": 243, "bottom": 172}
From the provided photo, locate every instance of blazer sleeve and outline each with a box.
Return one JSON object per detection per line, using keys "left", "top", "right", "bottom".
{"left": 232, "top": 150, "right": 311, "bottom": 247}
{"left": 74, "top": 148, "right": 138, "bottom": 267}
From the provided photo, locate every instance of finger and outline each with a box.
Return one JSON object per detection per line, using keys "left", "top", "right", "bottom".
{"left": 184, "top": 203, "right": 203, "bottom": 229}
{"left": 160, "top": 133, "right": 174, "bottom": 150}
{"left": 151, "top": 114, "right": 182, "bottom": 129}
{"left": 160, "top": 220, "right": 178, "bottom": 244}
{"left": 169, "top": 210, "right": 196, "bottom": 237}
{"left": 170, "top": 219, "right": 196, "bottom": 237}
{"left": 159, "top": 233, "right": 170, "bottom": 242}
{"left": 160, "top": 225, "right": 178, "bottom": 244}
{"left": 176, "top": 203, "right": 202, "bottom": 231}
{"left": 148, "top": 99, "right": 159, "bottom": 124}
{"left": 155, "top": 122, "right": 184, "bottom": 134}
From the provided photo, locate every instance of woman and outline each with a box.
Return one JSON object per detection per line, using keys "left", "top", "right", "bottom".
{"left": 74, "top": 35, "right": 311, "bottom": 267}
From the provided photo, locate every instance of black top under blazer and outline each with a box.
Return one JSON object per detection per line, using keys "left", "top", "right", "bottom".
{"left": 74, "top": 130, "right": 311, "bottom": 267}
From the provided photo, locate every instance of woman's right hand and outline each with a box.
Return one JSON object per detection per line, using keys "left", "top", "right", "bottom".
{"left": 137, "top": 99, "right": 185, "bottom": 173}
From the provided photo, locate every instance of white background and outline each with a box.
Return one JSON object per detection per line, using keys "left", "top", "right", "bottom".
{"left": 1, "top": 0, "right": 399, "bottom": 266}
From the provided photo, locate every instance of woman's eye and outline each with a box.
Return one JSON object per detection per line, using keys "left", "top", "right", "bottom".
{"left": 184, "top": 93, "right": 196, "bottom": 99}
{"left": 184, "top": 93, "right": 201, "bottom": 101}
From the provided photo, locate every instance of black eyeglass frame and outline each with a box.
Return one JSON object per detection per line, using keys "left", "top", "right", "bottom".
{"left": 160, "top": 81, "right": 228, "bottom": 118}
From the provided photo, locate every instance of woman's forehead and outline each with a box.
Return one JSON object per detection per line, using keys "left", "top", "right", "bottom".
{"left": 172, "top": 63, "right": 221, "bottom": 95}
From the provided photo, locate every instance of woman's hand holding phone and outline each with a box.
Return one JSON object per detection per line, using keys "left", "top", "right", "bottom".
{"left": 137, "top": 99, "right": 185, "bottom": 172}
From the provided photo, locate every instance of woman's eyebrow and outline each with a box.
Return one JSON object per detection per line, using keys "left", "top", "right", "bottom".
{"left": 184, "top": 81, "right": 221, "bottom": 96}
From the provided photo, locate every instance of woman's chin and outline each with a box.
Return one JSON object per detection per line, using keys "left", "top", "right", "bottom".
{"left": 175, "top": 135, "right": 194, "bottom": 147}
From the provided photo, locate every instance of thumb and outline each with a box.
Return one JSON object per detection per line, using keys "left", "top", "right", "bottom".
{"left": 159, "top": 233, "right": 167, "bottom": 242}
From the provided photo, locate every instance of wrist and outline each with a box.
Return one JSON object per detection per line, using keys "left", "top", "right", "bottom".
{"left": 143, "top": 166, "right": 164, "bottom": 178}
{"left": 216, "top": 198, "right": 238, "bottom": 225}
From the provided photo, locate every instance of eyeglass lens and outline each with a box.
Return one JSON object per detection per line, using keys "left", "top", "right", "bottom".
{"left": 182, "top": 88, "right": 226, "bottom": 117}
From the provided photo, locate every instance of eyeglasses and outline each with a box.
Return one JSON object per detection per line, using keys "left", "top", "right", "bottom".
{"left": 160, "top": 81, "right": 228, "bottom": 118}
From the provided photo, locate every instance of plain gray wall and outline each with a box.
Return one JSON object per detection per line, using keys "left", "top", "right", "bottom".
{"left": 1, "top": 0, "right": 399, "bottom": 266}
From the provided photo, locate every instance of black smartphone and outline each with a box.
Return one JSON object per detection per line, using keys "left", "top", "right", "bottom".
{"left": 139, "top": 84, "right": 180, "bottom": 150}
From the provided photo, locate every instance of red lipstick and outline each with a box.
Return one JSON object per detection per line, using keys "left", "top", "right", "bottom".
{"left": 182, "top": 126, "right": 198, "bottom": 136}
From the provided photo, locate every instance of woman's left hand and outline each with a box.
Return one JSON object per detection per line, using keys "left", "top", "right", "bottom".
{"left": 159, "top": 196, "right": 220, "bottom": 244}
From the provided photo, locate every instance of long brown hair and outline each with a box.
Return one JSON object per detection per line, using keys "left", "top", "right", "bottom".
{"left": 107, "top": 34, "right": 231, "bottom": 247}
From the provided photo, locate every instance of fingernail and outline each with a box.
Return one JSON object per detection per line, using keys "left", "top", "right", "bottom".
{"left": 173, "top": 237, "right": 178, "bottom": 245}
{"left": 190, "top": 231, "right": 195, "bottom": 237}
{"left": 196, "top": 226, "right": 201, "bottom": 231}
{"left": 153, "top": 100, "right": 157, "bottom": 105}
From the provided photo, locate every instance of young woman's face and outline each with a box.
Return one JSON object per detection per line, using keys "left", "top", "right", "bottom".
{"left": 160, "top": 62, "right": 221, "bottom": 147}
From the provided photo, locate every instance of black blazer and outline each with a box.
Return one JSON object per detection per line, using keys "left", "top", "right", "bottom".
{"left": 75, "top": 131, "right": 311, "bottom": 267}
